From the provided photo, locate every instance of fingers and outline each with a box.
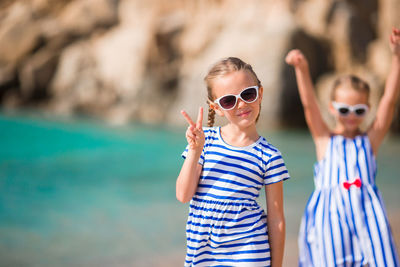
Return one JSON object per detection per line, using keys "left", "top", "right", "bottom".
{"left": 285, "top": 50, "right": 295, "bottom": 64}
{"left": 389, "top": 28, "right": 400, "bottom": 54}
{"left": 186, "top": 125, "right": 195, "bottom": 139}
{"left": 187, "top": 125, "right": 202, "bottom": 139}
{"left": 391, "top": 29, "right": 400, "bottom": 41}
{"left": 285, "top": 53, "right": 292, "bottom": 64}
{"left": 390, "top": 27, "right": 400, "bottom": 39}
{"left": 185, "top": 124, "right": 205, "bottom": 149}
{"left": 181, "top": 110, "right": 195, "bottom": 127}
{"left": 182, "top": 108, "right": 204, "bottom": 130}
{"left": 285, "top": 49, "right": 304, "bottom": 65}
{"left": 196, "top": 107, "right": 203, "bottom": 129}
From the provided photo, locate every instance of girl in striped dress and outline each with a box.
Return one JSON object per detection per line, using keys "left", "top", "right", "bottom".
{"left": 176, "top": 57, "right": 290, "bottom": 266}
{"left": 285, "top": 27, "right": 400, "bottom": 267}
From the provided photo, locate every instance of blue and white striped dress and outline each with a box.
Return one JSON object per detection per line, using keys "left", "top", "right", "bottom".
{"left": 298, "top": 134, "right": 399, "bottom": 267}
{"left": 181, "top": 127, "right": 290, "bottom": 266}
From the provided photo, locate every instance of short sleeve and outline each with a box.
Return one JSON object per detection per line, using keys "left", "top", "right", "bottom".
{"left": 264, "top": 151, "right": 290, "bottom": 185}
{"left": 181, "top": 145, "right": 205, "bottom": 165}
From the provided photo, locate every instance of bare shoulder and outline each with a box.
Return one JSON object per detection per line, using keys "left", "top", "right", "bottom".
{"left": 314, "top": 135, "right": 331, "bottom": 161}
{"left": 367, "top": 130, "right": 380, "bottom": 156}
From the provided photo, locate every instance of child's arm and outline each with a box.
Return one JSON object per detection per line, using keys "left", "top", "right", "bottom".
{"left": 368, "top": 27, "right": 400, "bottom": 154}
{"left": 285, "top": 50, "right": 330, "bottom": 160}
{"left": 265, "top": 181, "right": 285, "bottom": 267}
{"left": 176, "top": 108, "right": 205, "bottom": 203}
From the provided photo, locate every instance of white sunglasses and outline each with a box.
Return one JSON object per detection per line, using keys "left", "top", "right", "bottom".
{"left": 213, "top": 86, "right": 259, "bottom": 110}
{"left": 332, "top": 101, "right": 369, "bottom": 117}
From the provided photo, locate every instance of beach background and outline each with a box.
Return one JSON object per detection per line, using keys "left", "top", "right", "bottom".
{"left": 0, "top": 0, "right": 399, "bottom": 266}
{"left": 1, "top": 113, "right": 399, "bottom": 266}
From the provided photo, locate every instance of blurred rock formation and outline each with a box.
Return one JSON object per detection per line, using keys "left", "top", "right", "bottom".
{"left": 0, "top": 0, "right": 399, "bottom": 131}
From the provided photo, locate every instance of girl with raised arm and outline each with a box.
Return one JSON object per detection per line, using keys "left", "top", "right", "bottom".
{"left": 285, "top": 27, "right": 400, "bottom": 266}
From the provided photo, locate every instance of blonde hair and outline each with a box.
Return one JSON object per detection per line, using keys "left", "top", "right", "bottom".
{"left": 204, "top": 57, "right": 262, "bottom": 127}
{"left": 331, "top": 75, "right": 370, "bottom": 100}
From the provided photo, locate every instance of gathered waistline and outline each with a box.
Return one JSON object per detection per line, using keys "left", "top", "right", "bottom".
{"left": 191, "top": 196, "right": 258, "bottom": 207}
{"left": 314, "top": 183, "right": 377, "bottom": 190}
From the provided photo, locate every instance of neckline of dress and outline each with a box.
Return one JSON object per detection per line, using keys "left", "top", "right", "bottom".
{"left": 217, "top": 127, "right": 262, "bottom": 150}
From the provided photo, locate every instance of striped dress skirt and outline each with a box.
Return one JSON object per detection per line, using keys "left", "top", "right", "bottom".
{"left": 185, "top": 197, "right": 271, "bottom": 266}
{"left": 298, "top": 135, "right": 399, "bottom": 267}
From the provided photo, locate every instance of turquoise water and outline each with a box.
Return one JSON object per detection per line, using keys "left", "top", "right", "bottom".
{"left": 0, "top": 112, "right": 399, "bottom": 266}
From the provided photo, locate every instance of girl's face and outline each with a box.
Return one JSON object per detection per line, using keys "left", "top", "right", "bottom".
{"left": 210, "top": 70, "right": 262, "bottom": 128}
{"left": 330, "top": 85, "right": 369, "bottom": 132}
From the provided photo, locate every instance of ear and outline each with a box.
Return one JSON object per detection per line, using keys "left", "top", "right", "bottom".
{"left": 259, "top": 86, "right": 263, "bottom": 101}
{"left": 209, "top": 102, "right": 224, "bottom": 117}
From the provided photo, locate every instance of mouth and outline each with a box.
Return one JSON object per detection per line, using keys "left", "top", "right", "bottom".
{"left": 237, "top": 110, "right": 252, "bottom": 117}
{"left": 344, "top": 118, "right": 360, "bottom": 126}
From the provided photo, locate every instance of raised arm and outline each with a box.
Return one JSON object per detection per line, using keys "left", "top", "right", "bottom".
{"left": 368, "top": 27, "right": 400, "bottom": 154}
{"left": 176, "top": 107, "right": 205, "bottom": 203}
{"left": 285, "top": 50, "right": 330, "bottom": 159}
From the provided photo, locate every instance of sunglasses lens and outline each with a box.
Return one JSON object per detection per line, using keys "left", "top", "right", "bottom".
{"left": 355, "top": 108, "right": 366, "bottom": 116}
{"left": 219, "top": 95, "right": 236, "bottom": 109}
{"left": 240, "top": 87, "right": 258, "bottom": 102}
{"left": 338, "top": 107, "right": 350, "bottom": 115}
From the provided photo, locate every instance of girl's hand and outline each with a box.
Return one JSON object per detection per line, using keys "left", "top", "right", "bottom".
{"left": 389, "top": 27, "right": 400, "bottom": 57}
{"left": 181, "top": 107, "right": 205, "bottom": 152}
{"left": 285, "top": 49, "right": 308, "bottom": 70}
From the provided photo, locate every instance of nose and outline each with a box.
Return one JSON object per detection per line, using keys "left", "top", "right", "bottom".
{"left": 237, "top": 98, "right": 247, "bottom": 109}
{"left": 347, "top": 111, "right": 359, "bottom": 119}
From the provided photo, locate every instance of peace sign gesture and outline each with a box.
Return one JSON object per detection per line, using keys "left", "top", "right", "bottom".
{"left": 181, "top": 107, "right": 205, "bottom": 151}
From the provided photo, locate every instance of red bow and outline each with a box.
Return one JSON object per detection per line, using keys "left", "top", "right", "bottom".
{"left": 343, "top": 178, "right": 362, "bottom": 190}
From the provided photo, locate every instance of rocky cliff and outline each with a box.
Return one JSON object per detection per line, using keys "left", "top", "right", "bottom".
{"left": 0, "top": 0, "right": 399, "bottom": 131}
